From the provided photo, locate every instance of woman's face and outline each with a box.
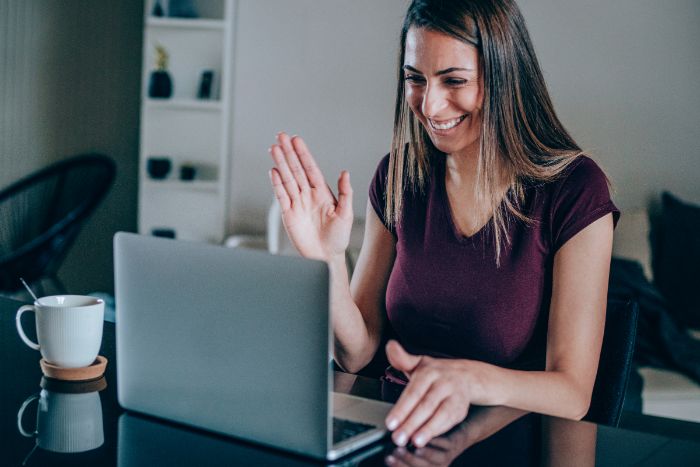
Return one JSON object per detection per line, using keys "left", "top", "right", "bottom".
{"left": 403, "top": 27, "right": 483, "bottom": 157}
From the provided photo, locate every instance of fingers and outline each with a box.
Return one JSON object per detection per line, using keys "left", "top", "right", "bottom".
{"left": 291, "top": 135, "right": 325, "bottom": 188}
{"left": 268, "top": 132, "right": 351, "bottom": 219}
{"left": 269, "top": 169, "right": 291, "bottom": 212}
{"left": 388, "top": 380, "right": 450, "bottom": 447}
{"left": 385, "top": 351, "right": 433, "bottom": 431}
{"left": 336, "top": 170, "right": 353, "bottom": 219}
{"left": 277, "top": 133, "right": 311, "bottom": 191}
{"left": 391, "top": 392, "right": 467, "bottom": 449}
{"left": 410, "top": 398, "right": 466, "bottom": 448}
{"left": 269, "top": 144, "right": 301, "bottom": 204}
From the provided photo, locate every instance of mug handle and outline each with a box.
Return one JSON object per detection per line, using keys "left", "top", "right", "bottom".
{"left": 17, "top": 393, "right": 39, "bottom": 437}
{"left": 16, "top": 305, "right": 40, "bottom": 350}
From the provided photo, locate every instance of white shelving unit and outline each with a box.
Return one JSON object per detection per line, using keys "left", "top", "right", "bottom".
{"left": 138, "top": 0, "right": 234, "bottom": 243}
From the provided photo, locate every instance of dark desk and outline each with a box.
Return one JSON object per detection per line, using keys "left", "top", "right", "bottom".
{"left": 2, "top": 295, "right": 700, "bottom": 466}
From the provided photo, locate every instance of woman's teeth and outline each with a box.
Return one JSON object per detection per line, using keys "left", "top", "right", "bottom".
{"left": 429, "top": 115, "right": 467, "bottom": 131}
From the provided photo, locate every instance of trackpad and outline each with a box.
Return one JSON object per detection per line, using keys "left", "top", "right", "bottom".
{"left": 333, "top": 393, "right": 393, "bottom": 427}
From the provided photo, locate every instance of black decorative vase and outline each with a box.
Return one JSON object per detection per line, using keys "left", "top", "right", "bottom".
{"left": 148, "top": 71, "right": 172, "bottom": 98}
{"left": 146, "top": 157, "right": 172, "bottom": 179}
{"left": 151, "top": 0, "right": 164, "bottom": 17}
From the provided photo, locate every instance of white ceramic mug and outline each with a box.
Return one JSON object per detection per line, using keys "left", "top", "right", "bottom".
{"left": 16, "top": 295, "right": 104, "bottom": 368}
{"left": 17, "top": 383, "right": 105, "bottom": 453}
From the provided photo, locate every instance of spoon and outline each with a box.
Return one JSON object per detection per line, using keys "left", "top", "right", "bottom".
{"left": 20, "top": 277, "right": 39, "bottom": 302}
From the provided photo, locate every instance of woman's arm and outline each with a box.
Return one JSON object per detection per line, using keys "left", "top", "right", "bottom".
{"left": 332, "top": 204, "right": 396, "bottom": 373}
{"left": 268, "top": 133, "right": 395, "bottom": 373}
{"left": 384, "top": 213, "right": 614, "bottom": 447}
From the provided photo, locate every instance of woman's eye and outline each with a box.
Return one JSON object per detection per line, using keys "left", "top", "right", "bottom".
{"left": 404, "top": 74, "right": 425, "bottom": 84}
{"left": 445, "top": 78, "right": 467, "bottom": 86}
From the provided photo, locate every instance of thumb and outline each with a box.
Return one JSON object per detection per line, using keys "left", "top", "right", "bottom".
{"left": 336, "top": 170, "right": 353, "bottom": 219}
{"left": 386, "top": 340, "right": 421, "bottom": 377}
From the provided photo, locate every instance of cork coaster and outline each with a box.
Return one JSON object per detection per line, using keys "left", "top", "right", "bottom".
{"left": 40, "top": 355, "right": 108, "bottom": 382}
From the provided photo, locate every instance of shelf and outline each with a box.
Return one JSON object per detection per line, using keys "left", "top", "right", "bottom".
{"left": 139, "top": 0, "right": 232, "bottom": 245}
{"left": 146, "top": 17, "right": 226, "bottom": 30}
{"left": 143, "top": 179, "right": 219, "bottom": 193}
{"left": 144, "top": 98, "right": 222, "bottom": 111}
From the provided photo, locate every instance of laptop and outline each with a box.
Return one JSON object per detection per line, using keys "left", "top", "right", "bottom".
{"left": 113, "top": 232, "right": 393, "bottom": 461}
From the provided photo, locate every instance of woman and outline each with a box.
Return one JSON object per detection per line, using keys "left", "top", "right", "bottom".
{"left": 268, "top": 0, "right": 618, "bottom": 449}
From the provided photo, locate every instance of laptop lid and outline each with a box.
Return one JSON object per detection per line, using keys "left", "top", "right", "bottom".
{"left": 114, "top": 232, "right": 332, "bottom": 458}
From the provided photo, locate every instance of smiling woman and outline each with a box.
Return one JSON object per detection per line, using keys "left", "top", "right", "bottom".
{"left": 402, "top": 29, "right": 483, "bottom": 159}
{"left": 268, "top": 0, "right": 619, "bottom": 449}
{"left": 386, "top": 0, "right": 590, "bottom": 262}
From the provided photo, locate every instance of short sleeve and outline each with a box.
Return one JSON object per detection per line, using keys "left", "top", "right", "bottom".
{"left": 368, "top": 154, "right": 393, "bottom": 232}
{"left": 550, "top": 157, "right": 620, "bottom": 252}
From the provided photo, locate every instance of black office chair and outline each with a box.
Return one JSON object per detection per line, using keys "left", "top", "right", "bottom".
{"left": 0, "top": 154, "right": 116, "bottom": 295}
{"left": 583, "top": 299, "right": 639, "bottom": 426}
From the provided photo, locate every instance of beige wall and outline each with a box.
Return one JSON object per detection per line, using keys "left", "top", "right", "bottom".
{"left": 228, "top": 0, "right": 408, "bottom": 234}
{"left": 0, "top": 0, "right": 143, "bottom": 294}
{"left": 228, "top": 0, "right": 700, "bottom": 236}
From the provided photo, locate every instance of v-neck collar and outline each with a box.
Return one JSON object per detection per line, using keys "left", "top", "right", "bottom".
{"left": 435, "top": 155, "right": 491, "bottom": 243}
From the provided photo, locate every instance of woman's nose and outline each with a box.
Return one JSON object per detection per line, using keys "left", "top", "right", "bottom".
{"left": 422, "top": 84, "right": 448, "bottom": 118}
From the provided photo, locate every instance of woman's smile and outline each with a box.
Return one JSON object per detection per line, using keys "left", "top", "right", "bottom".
{"left": 428, "top": 114, "right": 469, "bottom": 133}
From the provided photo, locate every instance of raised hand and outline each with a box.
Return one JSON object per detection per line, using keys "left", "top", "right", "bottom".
{"left": 268, "top": 133, "right": 353, "bottom": 261}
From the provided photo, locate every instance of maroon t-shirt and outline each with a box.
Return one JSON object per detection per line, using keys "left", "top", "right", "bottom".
{"left": 369, "top": 154, "right": 619, "bottom": 379}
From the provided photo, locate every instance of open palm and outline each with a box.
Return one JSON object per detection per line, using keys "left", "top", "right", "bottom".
{"left": 268, "top": 133, "right": 353, "bottom": 261}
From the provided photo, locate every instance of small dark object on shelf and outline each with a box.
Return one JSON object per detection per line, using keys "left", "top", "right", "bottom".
{"left": 197, "top": 70, "right": 214, "bottom": 99}
{"left": 147, "top": 157, "right": 171, "bottom": 179}
{"left": 148, "top": 70, "right": 173, "bottom": 99}
{"left": 151, "top": 0, "right": 164, "bottom": 17}
{"left": 152, "top": 228, "right": 176, "bottom": 239}
{"left": 180, "top": 165, "right": 197, "bottom": 181}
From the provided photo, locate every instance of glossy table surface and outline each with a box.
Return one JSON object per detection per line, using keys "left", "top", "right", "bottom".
{"left": 2, "top": 295, "right": 700, "bottom": 466}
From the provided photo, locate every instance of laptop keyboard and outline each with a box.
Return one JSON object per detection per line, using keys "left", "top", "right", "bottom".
{"left": 333, "top": 417, "right": 376, "bottom": 444}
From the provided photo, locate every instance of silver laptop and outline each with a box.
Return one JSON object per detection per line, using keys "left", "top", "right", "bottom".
{"left": 114, "top": 232, "right": 392, "bottom": 461}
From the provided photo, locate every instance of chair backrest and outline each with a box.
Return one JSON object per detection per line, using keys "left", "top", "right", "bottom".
{"left": 0, "top": 154, "right": 116, "bottom": 291}
{"left": 584, "top": 299, "right": 639, "bottom": 426}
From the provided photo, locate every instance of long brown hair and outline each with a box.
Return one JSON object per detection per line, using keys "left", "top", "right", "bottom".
{"left": 387, "top": 0, "right": 582, "bottom": 264}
